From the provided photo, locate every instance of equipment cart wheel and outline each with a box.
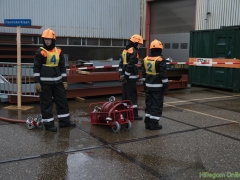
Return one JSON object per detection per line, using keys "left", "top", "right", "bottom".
{"left": 112, "top": 122, "right": 120, "bottom": 133}
{"left": 124, "top": 120, "right": 132, "bottom": 130}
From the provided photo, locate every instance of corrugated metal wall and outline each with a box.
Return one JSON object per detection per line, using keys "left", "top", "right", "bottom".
{"left": 195, "top": 0, "right": 240, "bottom": 30}
{"left": 0, "top": 0, "right": 141, "bottom": 39}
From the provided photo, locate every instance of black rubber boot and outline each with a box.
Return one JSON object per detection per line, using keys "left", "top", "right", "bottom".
{"left": 44, "top": 121, "right": 57, "bottom": 132}
{"left": 59, "top": 121, "right": 76, "bottom": 128}
{"left": 45, "top": 126, "right": 58, "bottom": 132}
{"left": 134, "top": 116, "right": 143, "bottom": 120}
{"left": 149, "top": 120, "right": 162, "bottom": 130}
{"left": 133, "top": 108, "right": 143, "bottom": 120}
{"left": 144, "top": 117, "right": 150, "bottom": 129}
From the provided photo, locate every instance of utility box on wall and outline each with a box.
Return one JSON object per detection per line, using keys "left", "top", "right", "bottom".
{"left": 189, "top": 26, "right": 240, "bottom": 59}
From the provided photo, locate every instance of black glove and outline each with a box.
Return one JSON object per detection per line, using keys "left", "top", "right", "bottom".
{"left": 163, "top": 83, "right": 169, "bottom": 94}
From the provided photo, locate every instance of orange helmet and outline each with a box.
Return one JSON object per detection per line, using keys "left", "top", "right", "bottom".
{"left": 150, "top": 39, "right": 163, "bottom": 49}
{"left": 130, "top": 34, "right": 143, "bottom": 44}
{"left": 41, "top": 28, "right": 56, "bottom": 40}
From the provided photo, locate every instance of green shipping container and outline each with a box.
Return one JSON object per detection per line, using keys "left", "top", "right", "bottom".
{"left": 189, "top": 26, "right": 240, "bottom": 59}
{"left": 188, "top": 66, "right": 240, "bottom": 92}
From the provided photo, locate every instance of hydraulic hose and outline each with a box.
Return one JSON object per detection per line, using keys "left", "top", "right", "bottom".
{"left": 0, "top": 116, "right": 25, "bottom": 123}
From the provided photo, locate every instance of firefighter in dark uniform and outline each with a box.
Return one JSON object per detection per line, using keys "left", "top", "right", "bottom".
{"left": 33, "top": 28, "right": 76, "bottom": 132}
{"left": 119, "top": 34, "right": 143, "bottom": 120}
{"left": 142, "top": 39, "right": 169, "bottom": 130}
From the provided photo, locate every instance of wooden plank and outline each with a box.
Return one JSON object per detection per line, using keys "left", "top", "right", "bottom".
{"left": 4, "top": 105, "right": 33, "bottom": 110}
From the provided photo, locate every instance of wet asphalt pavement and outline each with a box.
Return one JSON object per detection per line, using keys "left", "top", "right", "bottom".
{"left": 0, "top": 86, "right": 240, "bottom": 180}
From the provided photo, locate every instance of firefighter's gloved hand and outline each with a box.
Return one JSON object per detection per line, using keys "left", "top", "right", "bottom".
{"left": 120, "top": 75, "right": 127, "bottom": 83}
{"left": 163, "top": 83, "right": 169, "bottom": 94}
{"left": 119, "top": 75, "right": 124, "bottom": 82}
{"left": 35, "top": 83, "right": 42, "bottom": 93}
{"left": 63, "top": 82, "right": 68, "bottom": 90}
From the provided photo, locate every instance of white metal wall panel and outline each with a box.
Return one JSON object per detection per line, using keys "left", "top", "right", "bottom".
{"left": 0, "top": 0, "right": 141, "bottom": 39}
{"left": 195, "top": 0, "right": 240, "bottom": 30}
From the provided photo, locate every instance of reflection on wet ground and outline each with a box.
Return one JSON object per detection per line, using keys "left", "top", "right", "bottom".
{"left": 0, "top": 87, "right": 240, "bottom": 180}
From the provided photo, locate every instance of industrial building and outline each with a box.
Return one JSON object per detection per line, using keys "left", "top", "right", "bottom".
{"left": 0, "top": 0, "right": 146, "bottom": 61}
{"left": 0, "top": 1, "right": 240, "bottom": 179}
{"left": 1, "top": 0, "right": 240, "bottom": 62}
{"left": 147, "top": 0, "right": 240, "bottom": 62}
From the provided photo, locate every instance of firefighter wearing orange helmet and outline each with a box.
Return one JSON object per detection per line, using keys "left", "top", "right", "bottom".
{"left": 142, "top": 39, "right": 169, "bottom": 130}
{"left": 33, "top": 28, "right": 76, "bottom": 132}
{"left": 118, "top": 34, "right": 143, "bottom": 120}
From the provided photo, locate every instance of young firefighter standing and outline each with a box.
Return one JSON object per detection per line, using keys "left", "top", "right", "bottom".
{"left": 142, "top": 39, "right": 169, "bottom": 130}
{"left": 118, "top": 34, "right": 143, "bottom": 120}
{"left": 33, "top": 28, "right": 76, "bottom": 132}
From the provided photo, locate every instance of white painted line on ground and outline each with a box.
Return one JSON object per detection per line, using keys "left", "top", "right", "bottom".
{"left": 164, "top": 103, "right": 240, "bottom": 124}
{"left": 165, "top": 95, "right": 240, "bottom": 104}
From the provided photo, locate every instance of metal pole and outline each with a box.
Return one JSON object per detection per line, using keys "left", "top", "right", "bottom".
{"left": 204, "top": 0, "right": 210, "bottom": 30}
{"left": 17, "top": 26, "right": 22, "bottom": 108}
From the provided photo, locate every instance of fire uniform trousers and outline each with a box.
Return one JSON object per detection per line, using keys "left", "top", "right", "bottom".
{"left": 33, "top": 47, "right": 70, "bottom": 128}
{"left": 142, "top": 55, "right": 168, "bottom": 129}
{"left": 119, "top": 47, "right": 140, "bottom": 118}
